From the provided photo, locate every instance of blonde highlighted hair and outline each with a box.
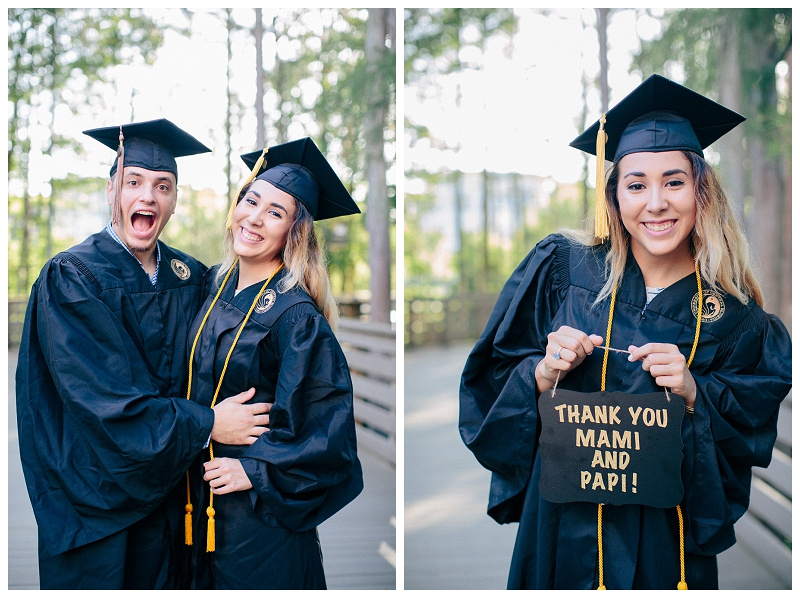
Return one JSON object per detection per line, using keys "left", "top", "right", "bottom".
{"left": 217, "top": 182, "right": 340, "bottom": 330}
{"left": 569, "top": 151, "right": 763, "bottom": 308}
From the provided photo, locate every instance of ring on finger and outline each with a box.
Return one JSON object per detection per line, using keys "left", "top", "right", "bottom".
{"left": 553, "top": 346, "right": 562, "bottom": 360}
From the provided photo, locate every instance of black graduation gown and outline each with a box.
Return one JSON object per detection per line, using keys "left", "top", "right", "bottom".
{"left": 459, "top": 233, "right": 791, "bottom": 590}
{"left": 186, "top": 266, "right": 363, "bottom": 590}
{"left": 15, "top": 231, "right": 214, "bottom": 589}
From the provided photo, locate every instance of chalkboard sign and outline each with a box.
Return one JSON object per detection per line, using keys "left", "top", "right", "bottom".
{"left": 538, "top": 389, "right": 685, "bottom": 508}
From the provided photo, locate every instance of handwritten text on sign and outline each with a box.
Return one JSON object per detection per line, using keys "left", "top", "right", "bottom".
{"left": 538, "top": 389, "right": 684, "bottom": 508}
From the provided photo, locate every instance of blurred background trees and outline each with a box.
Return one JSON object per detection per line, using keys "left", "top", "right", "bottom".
{"left": 8, "top": 7, "right": 396, "bottom": 341}
{"left": 404, "top": 8, "right": 791, "bottom": 345}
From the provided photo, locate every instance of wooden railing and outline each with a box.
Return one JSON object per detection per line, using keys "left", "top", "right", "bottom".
{"left": 405, "top": 294, "right": 497, "bottom": 347}
{"left": 9, "top": 298, "right": 27, "bottom": 348}
{"left": 735, "top": 392, "right": 792, "bottom": 587}
{"left": 337, "top": 317, "right": 396, "bottom": 466}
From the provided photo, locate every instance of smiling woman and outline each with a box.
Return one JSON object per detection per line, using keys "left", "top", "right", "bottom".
{"left": 183, "top": 137, "right": 364, "bottom": 590}
{"left": 615, "top": 150, "right": 697, "bottom": 287}
{"left": 459, "top": 74, "right": 792, "bottom": 590}
{"left": 231, "top": 179, "right": 297, "bottom": 288}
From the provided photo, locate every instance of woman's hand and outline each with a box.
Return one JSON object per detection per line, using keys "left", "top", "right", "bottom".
{"left": 535, "top": 326, "right": 604, "bottom": 393}
{"left": 627, "top": 343, "right": 697, "bottom": 408}
{"left": 203, "top": 457, "right": 254, "bottom": 494}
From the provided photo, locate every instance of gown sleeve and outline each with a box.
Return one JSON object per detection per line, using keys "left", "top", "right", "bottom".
{"left": 238, "top": 305, "right": 361, "bottom": 531}
{"left": 22, "top": 257, "right": 215, "bottom": 513}
{"left": 682, "top": 310, "right": 792, "bottom": 554}
{"left": 459, "top": 234, "right": 572, "bottom": 523}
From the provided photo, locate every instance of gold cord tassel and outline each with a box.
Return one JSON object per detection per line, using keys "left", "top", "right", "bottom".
{"left": 677, "top": 505, "right": 688, "bottom": 589}
{"left": 184, "top": 473, "right": 193, "bottom": 545}
{"left": 206, "top": 442, "right": 216, "bottom": 553}
{"left": 594, "top": 114, "right": 609, "bottom": 240}
{"left": 206, "top": 504, "right": 216, "bottom": 552}
{"left": 226, "top": 147, "right": 268, "bottom": 230}
{"left": 112, "top": 126, "right": 125, "bottom": 226}
{"left": 184, "top": 261, "right": 283, "bottom": 555}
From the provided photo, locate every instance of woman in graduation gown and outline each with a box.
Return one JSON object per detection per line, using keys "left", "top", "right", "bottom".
{"left": 184, "top": 138, "right": 363, "bottom": 589}
{"left": 459, "top": 74, "right": 791, "bottom": 590}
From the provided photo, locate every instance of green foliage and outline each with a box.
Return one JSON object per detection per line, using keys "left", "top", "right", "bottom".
{"left": 404, "top": 8, "right": 517, "bottom": 82}
{"left": 8, "top": 8, "right": 164, "bottom": 174}
{"left": 634, "top": 8, "right": 791, "bottom": 155}
{"left": 404, "top": 170, "right": 446, "bottom": 297}
{"left": 632, "top": 8, "right": 792, "bottom": 325}
{"left": 254, "top": 9, "right": 395, "bottom": 303}
{"left": 159, "top": 188, "right": 227, "bottom": 269}
{"left": 7, "top": 175, "right": 108, "bottom": 295}
{"left": 8, "top": 8, "right": 393, "bottom": 306}
{"left": 455, "top": 185, "right": 586, "bottom": 294}
{"left": 404, "top": 9, "right": 520, "bottom": 301}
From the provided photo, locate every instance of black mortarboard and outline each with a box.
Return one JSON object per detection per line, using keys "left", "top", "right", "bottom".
{"left": 569, "top": 74, "right": 745, "bottom": 239}
{"left": 235, "top": 137, "right": 360, "bottom": 222}
{"left": 83, "top": 118, "right": 211, "bottom": 183}
{"left": 570, "top": 74, "right": 745, "bottom": 161}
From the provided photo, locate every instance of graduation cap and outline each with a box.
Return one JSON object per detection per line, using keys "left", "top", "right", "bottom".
{"left": 232, "top": 137, "right": 360, "bottom": 223}
{"left": 83, "top": 118, "right": 212, "bottom": 183}
{"left": 570, "top": 74, "right": 745, "bottom": 239}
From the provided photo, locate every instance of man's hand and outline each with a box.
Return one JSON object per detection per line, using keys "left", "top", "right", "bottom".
{"left": 210, "top": 388, "right": 271, "bottom": 445}
{"left": 203, "top": 458, "right": 253, "bottom": 494}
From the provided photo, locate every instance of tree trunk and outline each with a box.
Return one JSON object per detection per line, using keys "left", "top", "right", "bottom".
{"left": 737, "top": 13, "right": 789, "bottom": 323}
{"left": 255, "top": 9, "right": 265, "bottom": 149}
{"left": 481, "top": 169, "right": 490, "bottom": 290}
{"left": 715, "top": 17, "right": 747, "bottom": 222}
{"left": 513, "top": 172, "right": 529, "bottom": 252}
{"left": 597, "top": 9, "right": 609, "bottom": 111}
{"left": 364, "top": 8, "right": 391, "bottom": 323}
{"left": 225, "top": 9, "right": 234, "bottom": 203}
{"left": 780, "top": 47, "right": 791, "bottom": 329}
{"left": 273, "top": 14, "right": 287, "bottom": 145}
{"left": 453, "top": 171, "right": 467, "bottom": 292}
{"left": 45, "top": 11, "right": 57, "bottom": 259}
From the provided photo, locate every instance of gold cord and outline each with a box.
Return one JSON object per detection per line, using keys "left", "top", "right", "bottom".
{"left": 595, "top": 264, "right": 701, "bottom": 589}
{"left": 677, "top": 505, "right": 688, "bottom": 589}
{"left": 597, "top": 503, "right": 606, "bottom": 590}
{"left": 183, "top": 259, "right": 284, "bottom": 551}
{"left": 600, "top": 281, "right": 617, "bottom": 392}
{"left": 686, "top": 263, "right": 702, "bottom": 369}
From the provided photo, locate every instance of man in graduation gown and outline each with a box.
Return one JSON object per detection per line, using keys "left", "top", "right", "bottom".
{"left": 15, "top": 119, "right": 272, "bottom": 590}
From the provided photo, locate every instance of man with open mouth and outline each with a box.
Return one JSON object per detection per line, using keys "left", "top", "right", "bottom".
{"left": 16, "top": 119, "right": 272, "bottom": 590}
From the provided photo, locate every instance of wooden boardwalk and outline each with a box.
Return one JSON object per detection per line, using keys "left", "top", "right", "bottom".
{"left": 7, "top": 349, "right": 396, "bottom": 590}
{"left": 404, "top": 342, "right": 790, "bottom": 590}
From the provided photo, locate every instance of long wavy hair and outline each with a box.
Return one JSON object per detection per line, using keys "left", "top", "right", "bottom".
{"left": 216, "top": 182, "right": 340, "bottom": 329}
{"left": 566, "top": 151, "right": 763, "bottom": 308}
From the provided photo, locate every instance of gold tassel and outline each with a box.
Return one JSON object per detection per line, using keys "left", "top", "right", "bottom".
{"left": 594, "top": 114, "right": 609, "bottom": 240}
{"left": 184, "top": 503, "right": 193, "bottom": 545}
{"left": 112, "top": 125, "right": 125, "bottom": 226}
{"left": 184, "top": 472, "right": 193, "bottom": 545}
{"left": 206, "top": 440, "right": 216, "bottom": 553}
{"left": 226, "top": 147, "right": 268, "bottom": 230}
{"left": 677, "top": 505, "right": 688, "bottom": 589}
{"left": 206, "top": 505, "right": 216, "bottom": 552}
